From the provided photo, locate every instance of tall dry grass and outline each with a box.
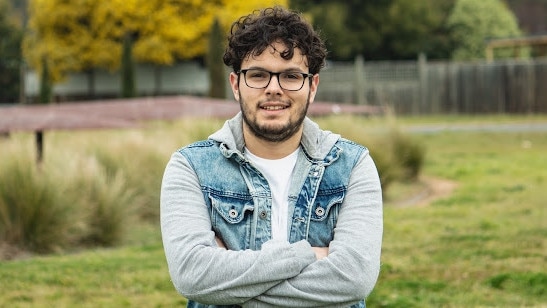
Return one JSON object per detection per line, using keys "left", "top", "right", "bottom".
{"left": 0, "top": 116, "right": 423, "bottom": 255}
{"left": 0, "top": 118, "right": 227, "bottom": 255}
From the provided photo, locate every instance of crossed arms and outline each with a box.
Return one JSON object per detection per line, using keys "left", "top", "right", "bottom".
{"left": 160, "top": 151, "right": 383, "bottom": 307}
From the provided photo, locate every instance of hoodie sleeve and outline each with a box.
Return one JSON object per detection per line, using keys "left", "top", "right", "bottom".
{"left": 243, "top": 150, "right": 384, "bottom": 307}
{"left": 160, "top": 152, "right": 316, "bottom": 305}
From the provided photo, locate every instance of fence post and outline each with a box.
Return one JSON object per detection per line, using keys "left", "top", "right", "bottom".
{"left": 354, "top": 55, "right": 366, "bottom": 105}
{"left": 526, "top": 61, "right": 536, "bottom": 113}
{"left": 418, "top": 53, "right": 428, "bottom": 114}
{"left": 35, "top": 130, "right": 43, "bottom": 165}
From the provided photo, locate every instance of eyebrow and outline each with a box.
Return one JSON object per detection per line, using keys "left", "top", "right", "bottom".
{"left": 244, "top": 66, "right": 308, "bottom": 73}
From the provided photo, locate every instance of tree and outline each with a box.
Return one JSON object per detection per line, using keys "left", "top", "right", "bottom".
{"left": 24, "top": 0, "right": 287, "bottom": 84}
{"left": 0, "top": 0, "right": 22, "bottom": 103}
{"left": 24, "top": 0, "right": 112, "bottom": 82}
{"left": 39, "top": 56, "right": 51, "bottom": 103}
{"left": 292, "top": 0, "right": 455, "bottom": 61}
{"left": 447, "top": 0, "right": 524, "bottom": 60}
{"left": 305, "top": 2, "right": 354, "bottom": 60}
{"left": 207, "top": 18, "right": 226, "bottom": 99}
{"left": 382, "top": 0, "right": 455, "bottom": 60}
{"left": 121, "top": 33, "right": 135, "bottom": 98}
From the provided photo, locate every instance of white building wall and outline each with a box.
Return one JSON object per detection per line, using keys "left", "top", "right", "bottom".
{"left": 25, "top": 61, "right": 211, "bottom": 98}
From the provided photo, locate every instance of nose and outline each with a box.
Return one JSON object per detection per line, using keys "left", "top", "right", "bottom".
{"left": 265, "top": 73, "right": 283, "bottom": 94}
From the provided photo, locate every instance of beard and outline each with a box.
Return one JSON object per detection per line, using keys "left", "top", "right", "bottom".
{"left": 240, "top": 95, "right": 310, "bottom": 143}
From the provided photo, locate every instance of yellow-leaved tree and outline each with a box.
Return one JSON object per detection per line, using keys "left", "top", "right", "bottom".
{"left": 24, "top": 0, "right": 287, "bottom": 87}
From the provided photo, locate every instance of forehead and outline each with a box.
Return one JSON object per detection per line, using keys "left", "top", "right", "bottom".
{"left": 243, "top": 42, "right": 309, "bottom": 71}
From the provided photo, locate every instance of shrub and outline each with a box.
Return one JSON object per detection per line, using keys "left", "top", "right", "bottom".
{"left": 0, "top": 156, "right": 79, "bottom": 253}
{"left": 365, "top": 130, "right": 426, "bottom": 197}
{"left": 368, "top": 142, "right": 401, "bottom": 195}
{"left": 0, "top": 144, "right": 136, "bottom": 254}
{"left": 55, "top": 154, "right": 136, "bottom": 247}
{"left": 77, "top": 171, "right": 135, "bottom": 246}
{"left": 389, "top": 130, "right": 426, "bottom": 181}
{"left": 92, "top": 138, "right": 165, "bottom": 222}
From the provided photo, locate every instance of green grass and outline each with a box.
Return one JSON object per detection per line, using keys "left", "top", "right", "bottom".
{"left": 1, "top": 114, "right": 546, "bottom": 307}
{"left": 366, "top": 128, "right": 547, "bottom": 307}
{"left": 0, "top": 242, "right": 185, "bottom": 307}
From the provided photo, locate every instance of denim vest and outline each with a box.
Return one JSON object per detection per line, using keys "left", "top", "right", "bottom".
{"left": 180, "top": 138, "right": 366, "bottom": 308}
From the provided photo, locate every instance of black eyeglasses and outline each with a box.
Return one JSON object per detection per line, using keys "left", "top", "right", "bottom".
{"left": 238, "top": 69, "right": 313, "bottom": 91}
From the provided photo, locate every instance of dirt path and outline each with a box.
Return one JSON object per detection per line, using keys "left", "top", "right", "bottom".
{"left": 391, "top": 176, "right": 458, "bottom": 207}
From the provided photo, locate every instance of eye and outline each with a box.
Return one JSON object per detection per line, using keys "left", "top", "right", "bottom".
{"left": 247, "top": 70, "right": 269, "bottom": 79}
{"left": 282, "top": 72, "right": 303, "bottom": 81}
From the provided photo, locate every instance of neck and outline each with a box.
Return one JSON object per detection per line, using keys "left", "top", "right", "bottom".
{"left": 243, "top": 125, "right": 302, "bottom": 159}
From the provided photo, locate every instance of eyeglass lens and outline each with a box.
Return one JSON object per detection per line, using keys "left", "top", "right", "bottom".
{"left": 242, "top": 69, "right": 308, "bottom": 91}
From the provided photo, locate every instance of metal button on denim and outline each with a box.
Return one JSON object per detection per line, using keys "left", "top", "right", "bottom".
{"left": 259, "top": 210, "right": 267, "bottom": 219}
{"left": 228, "top": 209, "right": 238, "bottom": 218}
{"left": 315, "top": 207, "right": 325, "bottom": 216}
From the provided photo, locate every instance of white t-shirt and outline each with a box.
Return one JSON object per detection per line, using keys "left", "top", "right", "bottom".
{"left": 244, "top": 147, "right": 299, "bottom": 241}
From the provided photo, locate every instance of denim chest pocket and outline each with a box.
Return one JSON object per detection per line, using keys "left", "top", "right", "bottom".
{"left": 210, "top": 193, "right": 254, "bottom": 223}
{"left": 209, "top": 192, "right": 254, "bottom": 250}
{"left": 307, "top": 188, "right": 345, "bottom": 246}
{"left": 311, "top": 189, "right": 345, "bottom": 221}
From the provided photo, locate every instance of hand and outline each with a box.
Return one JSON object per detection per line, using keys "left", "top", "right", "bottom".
{"left": 215, "top": 236, "right": 226, "bottom": 249}
{"left": 312, "top": 247, "right": 329, "bottom": 260}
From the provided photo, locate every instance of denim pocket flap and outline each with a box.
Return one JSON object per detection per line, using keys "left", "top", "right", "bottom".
{"left": 311, "top": 190, "right": 345, "bottom": 221}
{"left": 210, "top": 193, "right": 254, "bottom": 224}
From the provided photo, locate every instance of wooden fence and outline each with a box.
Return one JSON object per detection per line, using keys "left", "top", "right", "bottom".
{"left": 24, "top": 56, "right": 547, "bottom": 115}
{"left": 316, "top": 55, "right": 547, "bottom": 114}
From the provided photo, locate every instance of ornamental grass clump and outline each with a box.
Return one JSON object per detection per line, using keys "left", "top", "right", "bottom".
{"left": 388, "top": 129, "right": 426, "bottom": 181}
{"left": 0, "top": 155, "right": 78, "bottom": 254}
{"left": 0, "top": 141, "right": 136, "bottom": 255}
{"left": 76, "top": 170, "right": 135, "bottom": 247}
{"left": 48, "top": 151, "right": 136, "bottom": 248}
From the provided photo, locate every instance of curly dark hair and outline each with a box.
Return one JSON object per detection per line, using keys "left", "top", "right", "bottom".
{"left": 223, "top": 6, "right": 327, "bottom": 75}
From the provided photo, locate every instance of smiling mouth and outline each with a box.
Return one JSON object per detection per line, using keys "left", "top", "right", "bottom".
{"left": 262, "top": 105, "right": 288, "bottom": 111}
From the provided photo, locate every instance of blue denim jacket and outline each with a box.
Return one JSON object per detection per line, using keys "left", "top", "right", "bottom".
{"left": 161, "top": 113, "right": 382, "bottom": 308}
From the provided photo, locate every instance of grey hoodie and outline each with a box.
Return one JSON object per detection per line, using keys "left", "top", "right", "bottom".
{"left": 161, "top": 113, "right": 383, "bottom": 307}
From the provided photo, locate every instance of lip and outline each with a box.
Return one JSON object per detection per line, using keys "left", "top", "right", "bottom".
{"left": 259, "top": 101, "right": 290, "bottom": 111}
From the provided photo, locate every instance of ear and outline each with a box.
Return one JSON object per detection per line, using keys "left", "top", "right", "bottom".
{"left": 229, "top": 72, "right": 240, "bottom": 101}
{"left": 308, "top": 74, "right": 320, "bottom": 104}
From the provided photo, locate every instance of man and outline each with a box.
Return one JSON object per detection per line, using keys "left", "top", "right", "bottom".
{"left": 161, "top": 6, "right": 383, "bottom": 308}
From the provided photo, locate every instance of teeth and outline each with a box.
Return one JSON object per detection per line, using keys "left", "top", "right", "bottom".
{"left": 263, "top": 106, "right": 286, "bottom": 110}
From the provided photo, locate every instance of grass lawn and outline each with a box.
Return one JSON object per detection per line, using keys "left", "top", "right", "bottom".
{"left": 368, "top": 129, "right": 546, "bottom": 307}
{"left": 1, "top": 114, "right": 546, "bottom": 307}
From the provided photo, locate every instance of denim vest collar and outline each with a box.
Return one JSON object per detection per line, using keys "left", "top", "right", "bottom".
{"left": 210, "top": 112, "right": 341, "bottom": 163}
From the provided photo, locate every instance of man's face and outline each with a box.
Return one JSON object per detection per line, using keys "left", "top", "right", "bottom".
{"left": 229, "top": 42, "right": 319, "bottom": 143}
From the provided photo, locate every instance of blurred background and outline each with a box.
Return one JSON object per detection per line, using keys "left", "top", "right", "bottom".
{"left": 1, "top": 0, "right": 546, "bottom": 114}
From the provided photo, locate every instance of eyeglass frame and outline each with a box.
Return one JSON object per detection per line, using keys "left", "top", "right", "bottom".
{"left": 237, "top": 69, "right": 314, "bottom": 91}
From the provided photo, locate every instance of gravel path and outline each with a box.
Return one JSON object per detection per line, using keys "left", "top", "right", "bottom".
{"left": 404, "top": 122, "right": 547, "bottom": 133}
